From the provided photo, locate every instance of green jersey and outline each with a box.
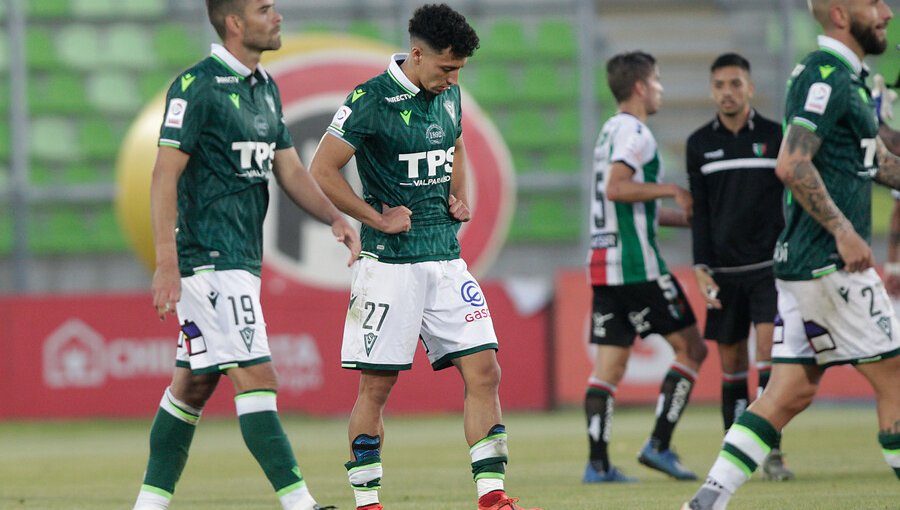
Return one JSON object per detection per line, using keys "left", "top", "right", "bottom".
{"left": 327, "top": 54, "right": 463, "bottom": 263}
{"left": 774, "top": 36, "right": 879, "bottom": 280}
{"left": 159, "top": 44, "right": 292, "bottom": 277}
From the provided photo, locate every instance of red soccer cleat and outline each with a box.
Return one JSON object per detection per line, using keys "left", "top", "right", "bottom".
{"left": 477, "top": 492, "right": 542, "bottom": 510}
{"left": 357, "top": 505, "right": 383, "bottom": 510}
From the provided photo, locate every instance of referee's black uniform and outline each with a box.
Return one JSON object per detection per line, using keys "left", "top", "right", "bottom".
{"left": 686, "top": 109, "right": 783, "bottom": 342}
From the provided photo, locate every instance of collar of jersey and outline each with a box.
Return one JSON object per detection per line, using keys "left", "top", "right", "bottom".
{"left": 816, "top": 35, "right": 866, "bottom": 76}
{"left": 387, "top": 53, "right": 420, "bottom": 96}
{"left": 210, "top": 43, "right": 270, "bottom": 82}
{"left": 713, "top": 108, "right": 756, "bottom": 133}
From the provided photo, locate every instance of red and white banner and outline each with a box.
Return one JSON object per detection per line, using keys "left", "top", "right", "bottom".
{"left": 0, "top": 282, "right": 548, "bottom": 419}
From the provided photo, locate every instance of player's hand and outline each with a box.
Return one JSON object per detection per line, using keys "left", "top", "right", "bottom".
{"left": 448, "top": 194, "right": 470, "bottom": 222}
{"left": 152, "top": 261, "right": 181, "bottom": 321}
{"left": 693, "top": 266, "right": 722, "bottom": 309}
{"left": 331, "top": 217, "right": 361, "bottom": 267}
{"left": 872, "top": 73, "right": 897, "bottom": 124}
{"left": 378, "top": 203, "right": 412, "bottom": 234}
{"left": 673, "top": 186, "right": 694, "bottom": 222}
{"left": 835, "top": 228, "right": 874, "bottom": 272}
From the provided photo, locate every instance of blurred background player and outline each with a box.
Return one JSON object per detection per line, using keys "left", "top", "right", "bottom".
{"left": 132, "top": 1, "right": 359, "bottom": 509}
{"left": 582, "top": 50, "right": 707, "bottom": 484}
{"left": 310, "top": 4, "right": 541, "bottom": 510}
{"left": 685, "top": 1, "right": 900, "bottom": 508}
{"left": 686, "top": 53, "right": 793, "bottom": 481}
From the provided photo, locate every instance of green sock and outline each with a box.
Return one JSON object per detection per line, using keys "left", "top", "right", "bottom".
{"left": 141, "top": 388, "right": 201, "bottom": 496}
{"left": 878, "top": 431, "right": 900, "bottom": 478}
{"left": 236, "top": 391, "right": 305, "bottom": 495}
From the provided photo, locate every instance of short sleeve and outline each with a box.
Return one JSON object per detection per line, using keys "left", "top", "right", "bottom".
{"left": 326, "top": 85, "right": 376, "bottom": 149}
{"left": 158, "top": 71, "right": 209, "bottom": 154}
{"left": 608, "top": 119, "right": 649, "bottom": 171}
{"left": 786, "top": 64, "right": 850, "bottom": 140}
{"left": 270, "top": 83, "right": 293, "bottom": 150}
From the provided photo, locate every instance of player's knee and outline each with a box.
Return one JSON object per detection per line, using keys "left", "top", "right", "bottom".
{"left": 688, "top": 337, "right": 708, "bottom": 365}
{"left": 359, "top": 373, "right": 397, "bottom": 405}
{"left": 465, "top": 360, "right": 501, "bottom": 395}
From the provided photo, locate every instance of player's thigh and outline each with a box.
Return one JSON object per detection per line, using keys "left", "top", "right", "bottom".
{"left": 176, "top": 270, "right": 271, "bottom": 374}
{"left": 420, "top": 259, "right": 499, "bottom": 370}
{"left": 589, "top": 284, "right": 638, "bottom": 348}
{"left": 341, "top": 258, "right": 428, "bottom": 370}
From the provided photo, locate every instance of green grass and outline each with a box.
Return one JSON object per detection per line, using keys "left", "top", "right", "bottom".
{"left": 0, "top": 404, "right": 896, "bottom": 509}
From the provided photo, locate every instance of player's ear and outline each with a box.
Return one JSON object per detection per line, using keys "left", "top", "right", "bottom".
{"left": 225, "top": 12, "right": 243, "bottom": 38}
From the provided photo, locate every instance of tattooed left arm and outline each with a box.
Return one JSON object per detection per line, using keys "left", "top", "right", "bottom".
{"left": 873, "top": 134, "right": 900, "bottom": 189}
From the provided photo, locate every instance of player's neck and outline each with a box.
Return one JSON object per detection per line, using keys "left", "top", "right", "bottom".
{"left": 825, "top": 29, "right": 865, "bottom": 61}
{"left": 718, "top": 108, "right": 751, "bottom": 134}
{"left": 617, "top": 100, "right": 647, "bottom": 123}
{"left": 399, "top": 57, "right": 422, "bottom": 91}
{"left": 224, "top": 41, "right": 263, "bottom": 75}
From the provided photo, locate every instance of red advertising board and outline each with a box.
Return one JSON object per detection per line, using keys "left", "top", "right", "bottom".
{"left": 0, "top": 282, "right": 548, "bottom": 419}
{"left": 552, "top": 267, "right": 877, "bottom": 406}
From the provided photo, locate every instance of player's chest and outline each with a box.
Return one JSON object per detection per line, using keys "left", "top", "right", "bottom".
{"left": 374, "top": 96, "right": 459, "bottom": 153}
{"left": 209, "top": 84, "right": 281, "bottom": 142}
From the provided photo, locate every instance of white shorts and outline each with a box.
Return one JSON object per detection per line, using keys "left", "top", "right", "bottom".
{"left": 175, "top": 269, "right": 271, "bottom": 374}
{"left": 341, "top": 258, "right": 498, "bottom": 371}
{"left": 773, "top": 269, "right": 900, "bottom": 367}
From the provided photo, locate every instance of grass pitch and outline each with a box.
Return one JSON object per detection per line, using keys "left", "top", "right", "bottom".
{"left": 0, "top": 403, "right": 896, "bottom": 509}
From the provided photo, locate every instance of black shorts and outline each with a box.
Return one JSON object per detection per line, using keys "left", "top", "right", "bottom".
{"left": 590, "top": 274, "right": 697, "bottom": 347}
{"left": 704, "top": 266, "right": 777, "bottom": 345}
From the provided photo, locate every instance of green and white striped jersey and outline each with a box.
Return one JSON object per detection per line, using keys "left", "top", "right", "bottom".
{"left": 159, "top": 44, "right": 292, "bottom": 277}
{"left": 326, "top": 54, "right": 463, "bottom": 264}
{"left": 774, "top": 36, "right": 879, "bottom": 280}
{"left": 588, "top": 112, "right": 668, "bottom": 285}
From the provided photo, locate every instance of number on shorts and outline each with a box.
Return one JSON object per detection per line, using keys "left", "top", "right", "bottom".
{"left": 657, "top": 274, "right": 678, "bottom": 301}
{"left": 860, "top": 286, "right": 882, "bottom": 317}
{"left": 227, "top": 295, "right": 257, "bottom": 325}
{"left": 362, "top": 301, "right": 390, "bottom": 331}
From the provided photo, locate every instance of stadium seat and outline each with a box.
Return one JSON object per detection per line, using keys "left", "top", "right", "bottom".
{"left": 70, "top": 0, "right": 115, "bottom": 19}
{"left": 56, "top": 25, "right": 101, "bottom": 71}
{"left": 503, "top": 110, "right": 553, "bottom": 150}
{"left": 139, "top": 70, "right": 175, "bottom": 101}
{"left": 347, "top": 20, "right": 383, "bottom": 41}
{"left": 92, "top": 205, "right": 127, "bottom": 251}
{"left": 122, "top": 0, "right": 165, "bottom": 19}
{"left": 28, "top": 72, "right": 89, "bottom": 114}
{"left": 32, "top": 208, "right": 86, "bottom": 253}
{"left": 27, "top": 0, "right": 69, "bottom": 19}
{"left": 544, "top": 148, "right": 581, "bottom": 174}
{"left": 522, "top": 63, "right": 578, "bottom": 104}
{"left": 0, "top": 29, "right": 8, "bottom": 72}
{"left": 0, "top": 122, "right": 9, "bottom": 160}
{"left": 64, "top": 163, "right": 103, "bottom": 184}
{"left": 29, "top": 164, "right": 58, "bottom": 187}
{"left": 87, "top": 71, "right": 141, "bottom": 114}
{"left": 0, "top": 77, "right": 8, "bottom": 114}
{"left": 107, "top": 24, "right": 156, "bottom": 68}
{"left": 25, "top": 27, "right": 60, "bottom": 70}
{"left": 0, "top": 212, "right": 10, "bottom": 253}
{"left": 464, "top": 66, "right": 514, "bottom": 105}
{"left": 508, "top": 194, "right": 581, "bottom": 242}
{"left": 30, "top": 116, "right": 81, "bottom": 162}
{"left": 79, "top": 119, "right": 122, "bottom": 160}
{"left": 479, "top": 20, "right": 527, "bottom": 62}
{"left": 154, "top": 23, "right": 202, "bottom": 68}
{"left": 535, "top": 19, "right": 577, "bottom": 59}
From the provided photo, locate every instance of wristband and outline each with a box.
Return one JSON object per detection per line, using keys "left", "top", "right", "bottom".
{"left": 885, "top": 262, "right": 900, "bottom": 276}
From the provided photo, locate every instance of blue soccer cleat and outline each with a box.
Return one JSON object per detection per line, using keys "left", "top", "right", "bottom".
{"left": 582, "top": 462, "right": 638, "bottom": 483}
{"left": 637, "top": 441, "right": 697, "bottom": 480}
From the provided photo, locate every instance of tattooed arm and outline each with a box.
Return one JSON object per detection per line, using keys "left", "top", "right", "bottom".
{"left": 775, "top": 124, "right": 874, "bottom": 272}
{"left": 873, "top": 124, "right": 900, "bottom": 189}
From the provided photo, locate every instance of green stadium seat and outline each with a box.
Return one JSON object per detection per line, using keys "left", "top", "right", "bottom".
{"left": 479, "top": 20, "right": 527, "bottom": 61}
{"left": 0, "top": 76, "right": 8, "bottom": 114}
{"left": 31, "top": 208, "right": 86, "bottom": 253}
{"left": 154, "top": 23, "right": 202, "bottom": 68}
{"left": 140, "top": 69, "right": 175, "bottom": 100}
{"left": 25, "top": 27, "right": 60, "bottom": 70}
{"left": 87, "top": 71, "right": 141, "bottom": 114}
{"left": 27, "top": 0, "right": 69, "bottom": 18}
{"left": 503, "top": 110, "right": 549, "bottom": 150}
{"left": 30, "top": 116, "right": 80, "bottom": 162}
{"left": 122, "top": 0, "right": 165, "bottom": 19}
{"left": 64, "top": 163, "right": 103, "bottom": 184}
{"left": 57, "top": 25, "right": 101, "bottom": 70}
{"left": 522, "top": 64, "right": 578, "bottom": 104}
{"left": 107, "top": 24, "right": 156, "bottom": 68}
{"left": 92, "top": 205, "right": 127, "bottom": 251}
{"left": 0, "top": 122, "right": 9, "bottom": 160}
{"left": 70, "top": 0, "right": 115, "bottom": 19}
{"left": 556, "top": 110, "right": 580, "bottom": 145}
{"left": 79, "top": 118, "right": 122, "bottom": 160}
{"left": 347, "top": 20, "right": 383, "bottom": 41}
{"left": 508, "top": 195, "right": 581, "bottom": 242}
{"left": 29, "top": 164, "right": 58, "bottom": 186}
{"left": 464, "top": 66, "right": 514, "bottom": 105}
{"left": 0, "top": 210, "right": 10, "bottom": 253}
{"left": 535, "top": 19, "right": 577, "bottom": 59}
{"left": 0, "top": 29, "right": 8, "bottom": 72}
{"left": 595, "top": 66, "right": 616, "bottom": 114}
{"left": 28, "top": 72, "right": 89, "bottom": 114}
{"left": 544, "top": 148, "right": 581, "bottom": 174}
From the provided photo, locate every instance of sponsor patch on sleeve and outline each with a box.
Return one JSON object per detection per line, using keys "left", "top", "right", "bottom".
{"left": 164, "top": 98, "right": 188, "bottom": 128}
{"left": 803, "top": 82, "right": 831, "bottom": 115}
{"left": 330, "top": 105, "right": 352, "bottom": 130}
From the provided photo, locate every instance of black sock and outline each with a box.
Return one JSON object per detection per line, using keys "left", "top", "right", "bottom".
{"left": 650, "top": 366, "right": 695, "bottom": 451}
{"left": 585, "top": 381, "right": 615, "bottom": 471}
{"left": 721, "top": 373, "right": 749, "bottom": 431}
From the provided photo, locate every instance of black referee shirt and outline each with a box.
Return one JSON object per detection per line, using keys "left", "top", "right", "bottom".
{"left": 686, "top": 109, "right": 784, "bottom": 272}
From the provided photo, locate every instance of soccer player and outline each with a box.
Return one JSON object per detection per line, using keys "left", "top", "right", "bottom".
{"left": 309, "top": 4, "right": 540, "bottom": 510}
{"left": 582, "top": 51, "right": 707, "bottom": 484}
{"left": 685, "top": 1, "right": 900, "bottom": 508}
{"left": 132, "top": 1, "right": 359, "bottom": 509}
{"left": 686, "top": 53, "right": 793, "bottom": 481}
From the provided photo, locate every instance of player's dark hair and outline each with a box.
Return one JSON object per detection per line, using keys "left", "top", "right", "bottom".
{"left": 606, "top": 51, "right": 656, "bottom": 103}
{"left": 408, "top": 3, "right": 480, "bottom": 58}
{"left": 207, "top": 0, "right": 246, "bottom": 40}
{"left": 710, "top": 53, "right": 751, "bottom": 74}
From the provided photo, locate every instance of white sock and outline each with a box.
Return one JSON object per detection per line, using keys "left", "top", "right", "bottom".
{"left": 282, "top": 484, "right": 317, "bottom": 510}
{"left": 476, "top": 478, "right": 504, "bottom": 498}
{"left": 133, "top": 488, "right": 170, "bottom": 510}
